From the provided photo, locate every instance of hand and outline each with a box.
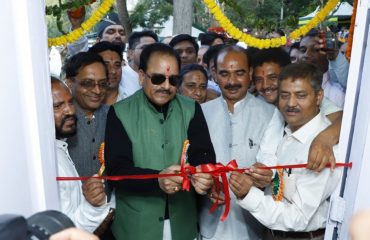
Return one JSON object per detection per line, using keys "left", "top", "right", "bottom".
{"left": 245, "top": 162, "right": 273, "bottom": 188}
{"left": 307, "top": 133, "right": 336, "bottom": 172}
{"left": 82, "top": 175, "right": 106, "bottom": 207}
{"left": 50, "top": 227, "right": 99, "bottom": 240}
{"left": 158, "top": 165, "right": 183, "bottom": 194}
{"left": 208, "top": 184, "right": 225, "bottom": 205}
{"left": 312, "top": 36, "right": 339, "bottom": 61}
{"left": 229, "top": 171, "right": 253, "bottom": 200}
{"left": 191, "top": 166, "right": 214, "bottom": 195}
{"left": 67, "top": 7, "right": 85, "bottom": 31}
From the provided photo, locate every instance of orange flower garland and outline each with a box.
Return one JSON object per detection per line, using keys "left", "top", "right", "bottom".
{"left": 98, "top": 142, "right": 105, "bottom": 176}
{"left": 272, "top": 168, "right": 284, "bottom": 201}
{"left": 346, "top": 0, "right": 358, "bottom": 61}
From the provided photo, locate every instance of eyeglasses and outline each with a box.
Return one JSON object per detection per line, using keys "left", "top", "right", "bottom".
{"left": 145, "top": 73, "right": 181, "bottom": 87}
{"left": 74, "top": 78, "right": 110, "bottom": 90}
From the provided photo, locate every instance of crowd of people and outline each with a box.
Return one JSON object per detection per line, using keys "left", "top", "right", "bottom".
{"left": 49, "top": 10, "right": 354, "bottom": 240}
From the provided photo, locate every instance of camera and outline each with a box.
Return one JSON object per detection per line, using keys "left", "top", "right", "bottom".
{"left": 320, "top": 31, "right": 337, "bottom": 51}
{"left": 0, "top": 210, "right": 74, "bottom": 240}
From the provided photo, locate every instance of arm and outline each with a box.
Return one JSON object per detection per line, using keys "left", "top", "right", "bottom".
{"left": 328, "top": 52, "right": 349, "bottom": 89}
{"left": 104, "top": 107, "right": 161, "bottom": 192}
{"left": 307, "top": 111, "right": 342, "bottom": 171}
{"left": 66, "top": 9, "right": 88, "bottom": 56}
{"left": 237, "top": 167, "right": 341, "bottom": 231}
{"left": 187, "top": 103, "right": 216, "bottom": 194}
{"left": 252, "top": 108, "right": 284, "bottom": 188}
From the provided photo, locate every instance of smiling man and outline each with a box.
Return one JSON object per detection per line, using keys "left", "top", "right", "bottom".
{"left": 104, "top": 43, "right": 216, "bottom": 240}
{"left": 232, "top": 63, "right": 341, "bottom": 240}
{"left": 65, "top": 52, "right": 110, "bottom": 177}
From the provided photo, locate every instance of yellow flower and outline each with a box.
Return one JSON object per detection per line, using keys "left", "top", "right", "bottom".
{"left": 48, "top": 0, "right": 115, "bottom": 47}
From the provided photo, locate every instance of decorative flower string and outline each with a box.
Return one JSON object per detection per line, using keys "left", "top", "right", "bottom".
{"left": 346, "top": 0, "right": 358, "bottom": 61}
{"left": 202, "top": 0, "right": 340, "bottom": 49}
{"left": 272, "top": 168, "right": 284, "bottom": 201}
{"left": 98, "top": 142, "right": 105, "bottom": 176}
{"left": 48, "top": 0, "right": 115, "bottom": 47}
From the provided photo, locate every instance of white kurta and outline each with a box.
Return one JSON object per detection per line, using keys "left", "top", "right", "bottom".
{"left": 200, "top": 93, "right": 284, "bottom": 240}
{"left": 238, "top": 113, "right": 342, "bottom": 232}
{"left": 56, "top": 139, "right": 113, "bottom": 232}
{"left": 119, "top": 65, "right": 141, "bottom": 99}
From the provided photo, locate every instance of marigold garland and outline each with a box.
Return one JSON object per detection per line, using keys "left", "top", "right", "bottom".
{"left": 346, "top": 0, "right": 357, "bottom": 61}
{"left": 272, "top": 168, "right": 284, "bottom": 201}
{"left": 48, "top": 0, "right": 115, "bottom": 47}
{"left": 203, "top": 0, "right": 340, "bottom": 49}
{"left": 98, "top": 142, "right": 105, "bottom": 176}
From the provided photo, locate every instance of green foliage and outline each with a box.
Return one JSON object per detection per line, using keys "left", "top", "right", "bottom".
{"left": 129, "top": 0, "right": 172, "bottom": 31}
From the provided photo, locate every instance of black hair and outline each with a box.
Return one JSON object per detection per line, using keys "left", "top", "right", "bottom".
{"left": 198, "top": 32, "right": 224, "bottom": 46}
{"left": 213, "top": 45, "right": 249, "bottom": 70}
{"left": 279, "top": 63, "right": 323, "bottom": 92}
{"left": 179, "top": 64, "right": 208, "bottom": 85}
{"left": 65, "top": 52, "right": 108, "bottom": 79}
{"left": 169, "top": 34, "right": 199, "bottom": 54}
{"left": 88, "top": 41, "right": 123, "bottom": 60}
{"left": 202, "top": 44, "right": 225, "bottom": 68}
{"left": 274, "top": 29, "right": 285, "bottom": 37}
{"left": 304, "top": 28, "right": 320, "bottom": 38}
{"left": 251, "top": 48, "right": 291, "bottom": 69}
{"left": 139, "top": 43, "right": 181, "bottom": 73}
{"left": 128, "top": 30, "right": 159, "bottom": 49}
{"left": 289, "top": 42, "right": 300, "bottom": 55}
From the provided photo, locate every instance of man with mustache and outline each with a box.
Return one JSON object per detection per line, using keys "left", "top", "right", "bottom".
{"left": 65, "top": 52, "right": 110, "bottom": 178}
{"left": 199, "top": 45, "right": 284, "bottom": 240}
{"left": 104, "top": 43, "right": 216, "bottom": 240}
{"left": 52, "top": 77, "right": 112, "bottom": 232}
{"left": 231, "top": 63, "right": 341, "bottom": 240}
{"left": 252, "top": 48, "right": 343, "bottom": 171}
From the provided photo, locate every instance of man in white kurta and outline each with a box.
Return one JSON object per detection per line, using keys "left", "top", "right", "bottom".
{"left": 200, "top": 45, "right": 284, "bottom": 240}
{"left": 52, "top": 78, "right": 113, "bottom": 233}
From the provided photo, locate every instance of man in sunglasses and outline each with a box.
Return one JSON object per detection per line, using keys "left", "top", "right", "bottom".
{"left": 104, "top": 43, "right": 216, "bottom": 240}
{"left": 65, "top": 52, "right": 110, "bottom": 178}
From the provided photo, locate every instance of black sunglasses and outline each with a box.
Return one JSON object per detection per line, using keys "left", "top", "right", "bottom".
{"left": 145, "top": 73, "right": 181, "bottom": 87}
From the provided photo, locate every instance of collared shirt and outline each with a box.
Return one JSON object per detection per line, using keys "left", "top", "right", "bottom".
{"left": 67, "top": 103, "right": 109, "bottom": 177}
{"left": 120, "top": 65, "right": 141, "bottom": 99}
{"left": 238, "top": 113, "right": 341, "bottom": 232}
{"left": 56, "top": 139, "right": 112, "bottom": 232}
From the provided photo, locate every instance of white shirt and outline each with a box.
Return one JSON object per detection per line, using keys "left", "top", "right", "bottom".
{"left": 237, "top": 113, "right": 342, "bottom": 232}
{"left": 56, "top": 139, "right": 113, "bottom": 232}
{"left": 200, "top": 94, "right": 285, "bottom": 240}
{"left": 120, "top": 65, "right": 141, "bottom": 99}
{"left": 322, "top": 72, "right": 345, "bottom": 108}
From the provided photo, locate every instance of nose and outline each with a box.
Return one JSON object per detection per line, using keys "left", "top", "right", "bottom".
{"left": 162, "top": 77, "right": 171, "bottom": 89}
{"left": 193, "top": 87, "right": 201, "bottom": 96}
{"left": 92, "top": 83, "right": 102, "bottom": 94}
{"left": 64, "top": 103, "right": 75, "bottom": 115}
{"left": 261, "top": 78, "right": 268, "bottom": 89}
{"left": 287, "top": 95, "right": 297, "bottom": 107}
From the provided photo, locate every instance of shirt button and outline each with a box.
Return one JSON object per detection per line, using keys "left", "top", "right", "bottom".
{"left": 87, "top": 121, "right": 91, "bottom": 125}
{"left": 161, "top": 144, "right": 164, "bottom": 149}
{"left": 92, "top": 138, "right": 95, "bottom": 143}
{"left": 93, "top": 155, "right": 96, "bottom": 160}
{"left": 160, "top": 119, "right": 164, "bottom": 124}
{"left": 158, "top": 217, "right": 164, "bottom": 221}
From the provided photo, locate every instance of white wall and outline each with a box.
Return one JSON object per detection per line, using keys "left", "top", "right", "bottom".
{"left": 0, "top": 0, "right": 59, "bottom": 216}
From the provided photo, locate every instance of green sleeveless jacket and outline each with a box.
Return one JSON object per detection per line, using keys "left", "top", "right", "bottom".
{"left": 112, "top": 90, "right": 198, "bottom": 240}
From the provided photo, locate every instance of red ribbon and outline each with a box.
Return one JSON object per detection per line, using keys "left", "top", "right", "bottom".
{"left": 56, "top": 161, "right": 352, "bottom": 221}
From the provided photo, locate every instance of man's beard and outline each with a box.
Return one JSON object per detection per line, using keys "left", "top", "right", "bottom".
{"left": 56, "top": 115, "right": 77, "bottom": 139}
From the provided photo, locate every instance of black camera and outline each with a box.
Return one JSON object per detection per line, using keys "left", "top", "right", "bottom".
{"left": 0, "top": 210, "right": 74, "bottom": 240}
{"left": 320, "top": 31, "right": 337, "bottom": 51}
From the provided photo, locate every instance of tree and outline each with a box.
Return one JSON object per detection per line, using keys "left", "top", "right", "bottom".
{"left": 173, "top": 0, "right": 192, "bottom": 35}
{"left": 116, "top": 0, "right": 132, "bottom": 37}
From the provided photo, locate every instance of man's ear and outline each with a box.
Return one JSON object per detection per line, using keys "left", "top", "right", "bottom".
{"left": 66, "top": 78, "right": 73, "bottom": 90}
{"left": 211, "top": 66, "right": 218, "bottom": 84}
{"left": 316, "top": 89, "right": 324, "bottom": 106}
{"left": 249, "top": 67, "right": 253, "bottom": 81}
{"left": 127, "top": 49, "right": 134, "bottom": 62}
{"left": 138, "top": 70, "right": 145, "bottom": 87}
{"left": 96, "top": 37, "right": 101, "bottom": 43}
